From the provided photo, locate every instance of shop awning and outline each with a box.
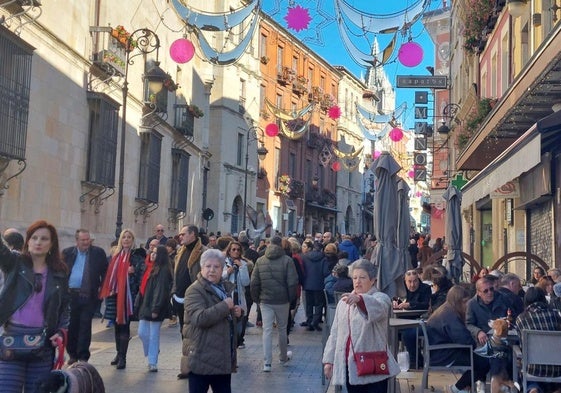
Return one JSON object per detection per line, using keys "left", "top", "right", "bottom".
{"left": 306, "top": 202, "right": 339, "bottom": 213}
{"left": 462, "top": 125, "right": 541, "bottom": 207}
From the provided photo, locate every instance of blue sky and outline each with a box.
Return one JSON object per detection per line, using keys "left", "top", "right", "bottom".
{"left": 261, "top": 0, "right": 440, "bottom": 129}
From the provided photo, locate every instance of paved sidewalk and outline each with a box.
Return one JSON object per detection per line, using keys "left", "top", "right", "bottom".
{"left": 86, "top": 308, "right": 456, "bottom": 393}
{"left": 87, "top": 307, "right": 335, "bottom": 393}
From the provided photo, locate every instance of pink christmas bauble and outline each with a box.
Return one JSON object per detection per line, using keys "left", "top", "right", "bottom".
{"left": 408, "top": 170, "right": 414, "bottom": 178}
{"left": 373, "top": 150, "right": 382, "bottom": 159}
{"left": 389, "top": 127, "right": 404, "bottom": 142}
{"left": 265, "top": 123, "right": 279, "bottom": 137}
{"left": 331, "top": 161, "right": 341, "bottom": 172}
{"left": 398, "top": 41, "right": 424, "bottom": 68}
{"left": 170, "top": 38, "right": 195, "bottom": 64}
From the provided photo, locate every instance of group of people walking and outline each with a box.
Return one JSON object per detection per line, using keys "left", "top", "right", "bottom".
{"left": 3, "top": 220, "right": 560, "bottom": 393}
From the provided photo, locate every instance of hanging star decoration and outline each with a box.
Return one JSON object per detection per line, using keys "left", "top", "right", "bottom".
{"left": 267, "top": 0, "right": 335, "bottom": 46}
{"left": 284, "top": 5, "right": 312, "bottom": 32}
{"left": 328, "top": 105, "right": 341, "bottom": 120}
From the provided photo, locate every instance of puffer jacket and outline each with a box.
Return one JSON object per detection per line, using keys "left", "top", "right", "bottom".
{"left": 302, "top": 250, "right": 330, "bottom": 291}
{"left": 180, "top": 275, "right": 236, "bottom": 375}
{"left": 338, "top": 239, "right": 359, "bottom": 263}
{"left": 250, "top": 244, "right": 298, "bottom": 305}
{"left": 0, "top": 239, "right": 70, "bottom": 339}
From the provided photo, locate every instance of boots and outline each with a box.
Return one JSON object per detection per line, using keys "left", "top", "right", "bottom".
{"left": 110, "top": 329, "right": 120, "bottom": 365}
{"left": 116, "top": 336, "right": 129, "bottom": 370}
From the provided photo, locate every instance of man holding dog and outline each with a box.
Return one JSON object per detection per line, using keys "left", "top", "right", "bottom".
{"left": 63, "top": 229, "right": 107, "bottom": 364}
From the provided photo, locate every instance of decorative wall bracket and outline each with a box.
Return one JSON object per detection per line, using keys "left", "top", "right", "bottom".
{"left": 167, "top": 208, "right": 185, "bottom": 229}
{"left": 79, "top": 181, "right": 115, "bottom": 213}
{"left": 133, "top": 199, "right": 158, "bottom": 223}
{"left": 0, "top": 0, "right": 42, "bottom": 35}
{"left": 0, "top": 158, "right": 26, "bottom": 197}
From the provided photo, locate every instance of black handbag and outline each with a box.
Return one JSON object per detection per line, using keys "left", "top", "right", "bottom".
{"left": 0, "top": 328, "right": 48, "bottom": 361}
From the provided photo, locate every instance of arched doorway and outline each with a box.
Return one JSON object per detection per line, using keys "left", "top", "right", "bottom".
{"left": 231, "top": 196, "right": 243, "bottom": 234}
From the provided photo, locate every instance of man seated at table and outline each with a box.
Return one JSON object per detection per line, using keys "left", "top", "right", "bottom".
{"left": 398, "top": 269, "right": 431, "bottom": 367}
{"left": 468, "top": 277, "right": 513, "bottom": 392}
{"left": 497, "top": 273, "right": 524, "bottom": 316}
{"left": 515, "top": 287, "right": 561, "bottom": 393}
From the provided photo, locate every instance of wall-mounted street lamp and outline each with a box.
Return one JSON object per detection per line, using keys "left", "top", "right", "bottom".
{"left": 242, "top": 126, "right": 268, "bottom": 230}
{"left": 437, "top": 103, "right": 461, "bottom": 134}
{"left": 115, "top": 28, "right": 166, "bottom": 239}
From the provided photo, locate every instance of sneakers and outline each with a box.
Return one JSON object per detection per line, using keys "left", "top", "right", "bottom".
{"left": 281, "top": 351, "right": 293, "bottom": 365}
{"left": 449, "top": 384, "right": 470, "bottom": 393}
{"left": 263, "top": 364, "right": 272, "bottom": 372}
{"left": 148, "top": 364, "right": 158, "bottom": 372}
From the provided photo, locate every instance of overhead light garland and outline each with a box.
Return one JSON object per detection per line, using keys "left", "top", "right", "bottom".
{"left": 170, "top": 0, "right": 261, "bottom": 66}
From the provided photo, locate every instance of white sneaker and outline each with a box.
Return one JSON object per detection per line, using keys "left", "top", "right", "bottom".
{"left": 281, "top": 351, "right": 293, "bottom": 365}
{"left": 449, "top": 384, "right": 470, "bottom": 393}
{"left": 263, "top": 364, "right": 271, "bottom": 372}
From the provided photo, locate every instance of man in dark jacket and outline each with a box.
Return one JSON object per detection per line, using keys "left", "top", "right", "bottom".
{"left": 62, "top": 228, "right": 108, "bottom": 363}
{"left": 301, "top": 242, "right": 330, "bottom": 331}
{"left": 398, "top": 269, "right": 432, "bottom": 366}
{"left": 250, "top": 236, "right": 298, "bottom": 372}
{"left": 172, "top": 224, "right": 206, "bottom": 337}
{"left": 467, "top": 276, "right": 511, "bottom": 344}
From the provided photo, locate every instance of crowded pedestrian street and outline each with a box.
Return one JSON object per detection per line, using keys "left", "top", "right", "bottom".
{"left": 88, "top": 308, "right": 332, "bottom": 393}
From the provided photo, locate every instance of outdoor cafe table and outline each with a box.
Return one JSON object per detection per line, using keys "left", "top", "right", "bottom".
{"left": 393, "top": 309, "right": 428, "bottom": 319}
{"left": 389, "top": 318, "right": 421, "bottom": 393}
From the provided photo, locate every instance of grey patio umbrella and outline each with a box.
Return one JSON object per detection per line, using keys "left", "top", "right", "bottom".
{"left": 371, "top": 152, "right": 401, "bottom": 297}
{"left": 397, "top": 177, "right": 411, "bottom": 273}
{"left": 443, "top": 185, "right": 463, "bottom": 283}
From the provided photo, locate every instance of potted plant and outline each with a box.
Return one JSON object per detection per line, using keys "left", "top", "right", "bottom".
{"left": 462, "top": 0, "right": 494, "bottom": 54}
{"left": 278, "top": 174, "right": 291, "bottom": 194}
{"left": 163, "top": 73, "right": 179, "bottom": 92}
{"left": 187, "top": 104, "right": 204, "bottom": 118}
{"left": 111, "top": 25, "right": 137, "bottom": 50}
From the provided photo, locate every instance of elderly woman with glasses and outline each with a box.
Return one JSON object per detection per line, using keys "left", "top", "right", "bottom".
{"left": 180, "top": 249, "right": 242, "bottom": 393}
{"left": 323, "top": 259, "right": 400, "bottom": 393}
{"left": 223, "top": 241, "right": 251, "bottom": 349}
{"left": 0, "top": 220, "right": 70, "bottom": 392}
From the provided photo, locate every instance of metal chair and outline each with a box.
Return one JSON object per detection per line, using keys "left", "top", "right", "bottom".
{"left": 419, "top": 319, "right": 475, "bottom": 391}
{"left": 520, "top": 329, "right": 561, "bottom": 393}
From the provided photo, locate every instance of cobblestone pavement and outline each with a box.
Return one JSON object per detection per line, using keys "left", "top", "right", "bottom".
{"left": 87, "top": 306, "right": 336, "bottom": 393}
{"left": 85, "top": 307, "right": 455, "bottom": 393}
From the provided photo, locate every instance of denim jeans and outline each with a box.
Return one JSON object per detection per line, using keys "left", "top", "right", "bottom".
{"left": 260, "top": 302, "right": 290, "bottom": 365}
{"left": 138, "top": 319, "right": 162, "bottom": 366}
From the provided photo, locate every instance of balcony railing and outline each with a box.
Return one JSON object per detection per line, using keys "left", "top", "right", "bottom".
{"left": 174, "top": 104, "right": 195, "bottom": 137}
{"left": 90, "top": 26, "right": 127, "bottom": 77}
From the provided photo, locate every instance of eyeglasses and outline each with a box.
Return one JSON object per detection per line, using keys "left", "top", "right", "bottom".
{"left": 480, "top": 287, "right": 495, "bottom": 294}
{"left": 156, "top": 229, "right": 164, "bottom": 232}
{"left": 34, "top": 273, "right": 43, "bottom": 293}
{"left": 230, "top": 248, "right": 241, "bottom": 252}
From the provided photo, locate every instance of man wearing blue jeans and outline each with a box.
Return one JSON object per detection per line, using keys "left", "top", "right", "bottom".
{"left": 250, "top": 236, "right": 298, "bottom": 372}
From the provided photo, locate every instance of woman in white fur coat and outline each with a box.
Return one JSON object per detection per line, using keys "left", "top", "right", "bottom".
{"left": 322, "top": 259, "right": 400, "bottom": 393}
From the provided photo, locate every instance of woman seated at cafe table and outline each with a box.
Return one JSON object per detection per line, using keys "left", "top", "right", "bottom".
{"left": 426, "top": 285, "right": 490, "bottom": 393}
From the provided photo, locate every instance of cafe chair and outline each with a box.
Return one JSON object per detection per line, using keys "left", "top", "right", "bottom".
{"left": 520, "top": 329, "right": 561, "bottom": 393}
{"left": 419, "top": 319, "right": 475, "bottom": 391}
